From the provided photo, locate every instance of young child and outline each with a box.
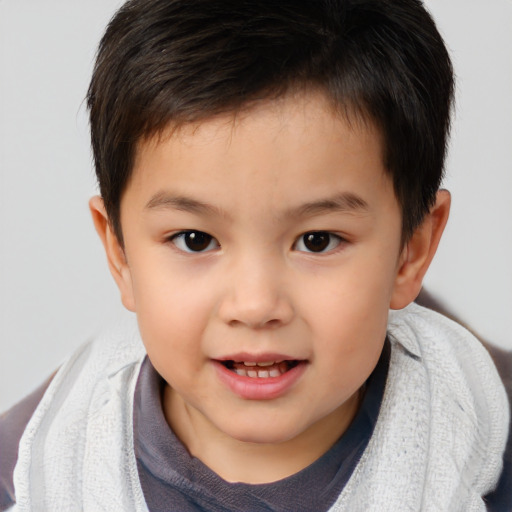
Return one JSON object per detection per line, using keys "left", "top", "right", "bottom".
{"left": 1, "top": 0, "right": 510, "bottom": 510}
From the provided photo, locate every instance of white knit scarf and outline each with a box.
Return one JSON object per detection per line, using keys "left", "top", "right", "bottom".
{"left": 329, "top": 304, "right": 509, "bottom": 511}
{"left": 10, "top": 304, "right": 509, "bottom": 511}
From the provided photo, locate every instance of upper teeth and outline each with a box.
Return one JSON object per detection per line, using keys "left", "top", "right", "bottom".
{"left": 243, "top": 361, "right": 275, "bottom": 367}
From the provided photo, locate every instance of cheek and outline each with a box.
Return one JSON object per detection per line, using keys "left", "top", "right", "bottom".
{"left": 131, "top": 249, "right": 209, "bottom": 317}
{"left": 301, "top": 255, "right": 394, "bottom": 372}
{"left": 311, "top": 294, "right": 386, "bottom": 404}
{"left": 303, "top": 256, "right": 395, "bottom": 330}
{"left": 129, "top": 259, "right": 215, "bottom": 370}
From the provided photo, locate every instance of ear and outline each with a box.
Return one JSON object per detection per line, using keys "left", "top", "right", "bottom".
{"left": 390, "top": 190, "right": 451, "bottom": 310}
{"left": 89, "top": 196, "right": 136, "bottom": 312}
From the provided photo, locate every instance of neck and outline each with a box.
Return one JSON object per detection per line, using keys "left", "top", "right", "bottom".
{"left": 163, "top": 386, "right": 362, "bottom": 484}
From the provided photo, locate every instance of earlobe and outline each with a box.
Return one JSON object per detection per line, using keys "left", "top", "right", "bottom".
{"left": 89, "top": 196, "right": 136, "bottom": 312}
{"left": 390, "top": 190, "right": 451, "bottom": 310}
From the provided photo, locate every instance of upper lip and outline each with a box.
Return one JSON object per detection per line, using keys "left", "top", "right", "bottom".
{"left": 215, "top": 352, "right": 304, "bottom": 363}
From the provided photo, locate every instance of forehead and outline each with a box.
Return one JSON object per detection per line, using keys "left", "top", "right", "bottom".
{"left": 124, "top": 91, "right": 393, "bottom": 219}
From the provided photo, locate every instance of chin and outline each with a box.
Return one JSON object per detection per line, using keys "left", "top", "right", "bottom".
{"left": 219, "top": 416, "right": 306, "bottom": 445}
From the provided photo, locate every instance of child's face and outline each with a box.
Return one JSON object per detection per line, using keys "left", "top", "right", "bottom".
{"left": 116, "top": 92, "right": 405, "bottom": 456}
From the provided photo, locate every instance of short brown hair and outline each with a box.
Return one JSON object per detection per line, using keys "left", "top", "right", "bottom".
{"left": 87, "top": 0, "right": 454, "bottom": 244}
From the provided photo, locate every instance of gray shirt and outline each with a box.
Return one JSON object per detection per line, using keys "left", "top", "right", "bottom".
{"left": 1, "top": 341, "right": 390, "bottom": 511}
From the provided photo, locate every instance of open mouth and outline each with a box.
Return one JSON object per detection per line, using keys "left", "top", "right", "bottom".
{"left": 220, "top": 360, "right": 300, "bottom": 378}
{"left": 215, "top": 358, "right": 307, "bottom": 399}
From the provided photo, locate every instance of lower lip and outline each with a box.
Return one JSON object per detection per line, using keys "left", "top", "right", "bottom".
{"left": 213, "top": 361, "right": 307, "bottom": 400}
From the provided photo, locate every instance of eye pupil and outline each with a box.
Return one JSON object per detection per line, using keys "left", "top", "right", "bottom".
{"left": 303, "top": 232, "right": 330, "bottom": 252}
{"left": 185, "top": 231, "right": 211, "bottom": 251}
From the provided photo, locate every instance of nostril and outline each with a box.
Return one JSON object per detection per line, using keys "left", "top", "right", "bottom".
{"left": 227, "top": 318, "right": 283, "bottom": 329}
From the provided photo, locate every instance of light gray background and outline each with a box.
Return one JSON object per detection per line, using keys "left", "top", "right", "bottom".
{"left": 1, "top": 1, "right": 511, "bottom": 412}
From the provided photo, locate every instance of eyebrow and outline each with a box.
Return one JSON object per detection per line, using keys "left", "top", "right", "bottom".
{"left": 287, "top": 192, "right": 370, "bottom": 218}
{"left": 145, "top": 192, "right": 223, "bottom": 216}
{"left": 144, "top": 191, "right": 370, "bottom": 218}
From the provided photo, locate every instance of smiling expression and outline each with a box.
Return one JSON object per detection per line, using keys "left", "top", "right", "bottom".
{"left": 106, "top": 91, "right": 409, "bottom": 477}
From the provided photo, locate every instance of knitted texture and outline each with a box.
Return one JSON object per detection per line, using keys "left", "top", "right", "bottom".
{"left": 10, "top": 305, "right": 509, "bottom": 511}
{"left": 12, "top": 315, "right": 148, "bottom": 512}
{"left": 330, "top": 304, "right": 509, "bottom": 511}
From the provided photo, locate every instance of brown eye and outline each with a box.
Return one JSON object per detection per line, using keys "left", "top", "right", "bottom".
{"left": 296, "top": 232, "right": 342, "bottom": 253}
{"left": 171, "top": 231, "right": 219, "bottom": 253}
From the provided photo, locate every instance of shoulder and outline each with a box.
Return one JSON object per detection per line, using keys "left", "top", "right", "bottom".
{"left": 388, "top": 302, "right": 497, "bottom": 375}
{"left": 480, "top": 343, "right": 512, "bottom": 512}
{"left": 20, "top": 315, "right": 145, "bottom": 437}
{"left": 0, "top": 374, "right": 54, "bottom": 511}
{"left": 0, "top": 314, "right": 145, "bottom": 511}
{"left": 389, "top": 303, "right": 508, "bottom": 429}
{"left": 414, "top": 290, "right": 512, "bottom": 511}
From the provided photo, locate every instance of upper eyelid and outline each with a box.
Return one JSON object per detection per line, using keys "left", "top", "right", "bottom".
{"left": 168, "top": 229, "right": 214, "bottom": 239}
{"left": 165, "top": 229, "right": 346, "bottom": 240}
{"left": 294, "top": 231, "right": 346, "bottom": 242}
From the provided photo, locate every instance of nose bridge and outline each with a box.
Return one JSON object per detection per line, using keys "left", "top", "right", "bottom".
{"left": 218, "top": 249, "right": 293, "bottom": 328}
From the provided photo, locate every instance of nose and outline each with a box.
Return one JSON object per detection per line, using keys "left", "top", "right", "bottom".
{"left": 217, "top": 255, "right": 294, "bottom": 329}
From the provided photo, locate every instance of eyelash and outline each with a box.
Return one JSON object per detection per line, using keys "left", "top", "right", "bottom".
{"left": 168, "top": 230, "right": 345, "bottom": 254}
